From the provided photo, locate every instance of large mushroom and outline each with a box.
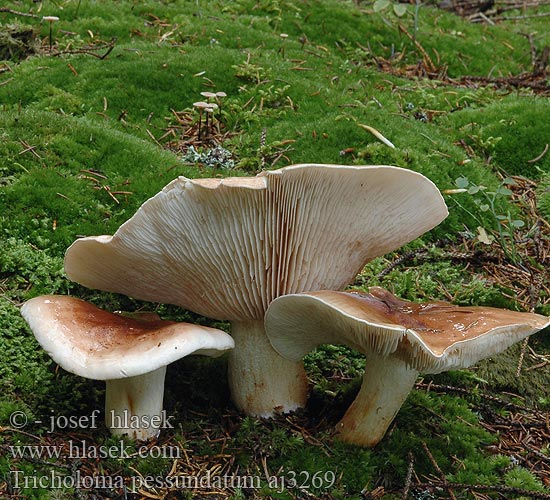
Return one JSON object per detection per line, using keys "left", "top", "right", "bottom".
{"left": 265, "top": 287, "right": 549, "bottom": 446}
{"left": 64, "top": 164, "right": 448, "bottom": 417}
{"left": 21, "top": 295, "right": 234, "bottom": 440}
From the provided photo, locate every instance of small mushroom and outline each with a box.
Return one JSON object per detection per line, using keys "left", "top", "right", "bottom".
{"left": 200, "top": 91, "right": 217, "bottom": 101}
{"left": 192, "top": 101, "right": 209, "bottom": 141}
{"left": 214, "top": 91, "right": 227, "bottom": 118}
{"left": 21, "top": 295, "right": 234, "bottom": 440}
{"left": 64, "top": 164, "right": 448, "bottom": 417}
{"left": 265, "top": 287, "right": 549, "bottom": 446}
{"left": 204, "top": 102, "right": 218, "bottom": 137}
{"left": 42, "top": 16, "right": 60, "bottom": 52}
{"left": 279, "top": 33, "right": 289, "bottom": 58}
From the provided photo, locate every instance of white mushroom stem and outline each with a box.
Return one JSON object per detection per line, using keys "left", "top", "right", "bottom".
{"left": 335, "top": 354, "right": 418, "bottom": 447}
{"left": 105, "top": 366, "right": 167, "bottom": 440}
{"left": 228, "top": 320, "right": 308, "bottom": 417}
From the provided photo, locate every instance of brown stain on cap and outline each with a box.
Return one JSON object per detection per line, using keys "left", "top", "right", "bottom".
{"left": 311, "top": 287, "right": 548, "bottom": 356}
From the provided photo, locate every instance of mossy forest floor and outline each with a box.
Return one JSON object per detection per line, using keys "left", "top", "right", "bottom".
{"left": 1, "top": 0, "right": 549, "bottom": 499}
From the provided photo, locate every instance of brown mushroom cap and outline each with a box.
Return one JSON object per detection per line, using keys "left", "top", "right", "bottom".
{"left": 64, "top": 164, "right": 448, "bottom": 322}
{"left": 21, "top": 295, "right": 234, "bottom": 380}
{"left": 265, "top": 287, "right": 549, "bottom": 373}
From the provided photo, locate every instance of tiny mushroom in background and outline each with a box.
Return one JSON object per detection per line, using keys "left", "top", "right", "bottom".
{"left": 21, "top": 295, "right": 234, "bottom": 440}
{"left": 215, "top": 91, "right": 226, "bottom": 111}
{"left": 265, "top": 287, "right": 549, "bottom": 447}
{"left": 279, "top": 33, "right": 289, "bottom": 58}
{"left": 63, "top": 164, "right": 448, "bottom": 417}
{"left": 192, "top": 101, "right": 209, "bottom": 141}
{"left": 200, "top": 91, "right": 217, "bottom": 101}
{"left": 42, "top": 16, "right": 60, "bottom": 52}
{"left": 204, "top": 102, "right": 218, "bottom": 136}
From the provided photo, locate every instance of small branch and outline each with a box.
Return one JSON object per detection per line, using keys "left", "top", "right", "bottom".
{"left": 0, "top": 7, "right": 38, "bottom": 18}
{"left": 415, "top": 382, "right": 537, "bottom": 412}
{"left": 357, "top": 124, "right": 396, "bottom": 148}
{"left": 527, "top": 143, "right": 549, "bottom": 164}
{"left": 398, "top": 23, "right": 437, "bottom": 73}
{"left": 377, "top": 248, "right": 428, "bottom": 279}
{"left": 51, "top": 39, "right": 117, "bottom": 60}
{"left": 515, "top": 337, "right": 530, "bottom": 376}
{"left": 421, "top": 442, "right": 458, "bottom": 500}
{"left": 401, "top": 452, "right": 414, "bottom": 500}
{"left": 522, "top": 439, "right": 550, "bottom": 463}
{"left": 495, "top": 11, "right": 550, "bottom": 20}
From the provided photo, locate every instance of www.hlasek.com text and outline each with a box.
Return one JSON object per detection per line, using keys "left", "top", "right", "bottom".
{"left": 9, "top": 439, "right": 180, "bottom": 460}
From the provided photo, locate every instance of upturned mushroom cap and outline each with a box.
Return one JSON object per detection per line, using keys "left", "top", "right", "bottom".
{"left": 64, "top": 164, "right": 448, "bottom": 322}
{"left": 21, "top": 295, "right": 234, "bottom": 380}
{"left": 265, "top": 287, "right": 549, "bottom": 373}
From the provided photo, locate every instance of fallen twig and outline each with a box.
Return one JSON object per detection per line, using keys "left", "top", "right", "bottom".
{"left": 357, "top": 124, "right": 396, "bottom": 148}
{"left": 495, "top": 11, "right": 550, "bottom": 20}
{"left": 528, "top": 143, "right": 549, "bottom": 163}
{"left": 401, "top": 452, "right": 414, "bottom": 500}
{"left": 421, "top": 442, "right": 458, "bottom": 500}
{"left": 0, "top": 7, "right": 38, "bottom": 18}
{"left": 51, "top": 38, "right": 117, "bottom": 60}
{"left": 415, "top": 382, "right": 539, "bottom": 413}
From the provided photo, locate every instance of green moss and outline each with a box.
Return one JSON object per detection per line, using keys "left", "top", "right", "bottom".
{"left": 0, "top": 109, "right": 206, "bottom": 252}
{"left": 537, "top": 171, "right": 550, "bottom": 221}
{"left": 1, "top": 1, "right": 549, "bottom": 498}
{"left": 474, "top": 331, "right": 550, "bottom": 404}
{"left": 443, "top": 96, "right": 550, "bottom": 178}
{"left": 504, "top": 466, "right": 547, "bottom": 492}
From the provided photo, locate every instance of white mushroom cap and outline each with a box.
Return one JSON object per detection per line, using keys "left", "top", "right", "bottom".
{"left": 64, "top": 164, "right": 448, "bottom": 322}
{"left": 21, "top": 295, "right": 234, "bottom": 381}
{"left": 265, "top": 287, "right": 550, "bottom": 373}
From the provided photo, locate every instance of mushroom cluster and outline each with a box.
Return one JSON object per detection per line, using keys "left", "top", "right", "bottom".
{"left": 63, "top": 163, "right": 449, "bottom": 417}
{"left": 265, "top": 287, "right": 549, "bottom": 446}
{"left": 192, "top": 91, "right": 226, "bottom": 140}
{"left": 20, "top": 161, "right": 548, "bottom": 447}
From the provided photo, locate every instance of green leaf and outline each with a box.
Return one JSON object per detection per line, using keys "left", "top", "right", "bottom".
{"left": 393, "top": 3, "right": 408, "bottom": 16}
{"left": 373, "top": 0, "right": 391, "bottom": 12}
{"left": 479, "top": 204, "right": 490, "bottom": 211}
{"left": 455, "top": 176, "right": 469, "bottom": 189}
{"left": 512, "top": 219, "right": 525, "bottom": 228}
{"left": 496, "top": 186, "right": 513, "bottom": 196}
{"left": 476, "top": 226, "right": 494, "bottom": 245}
{"left": 467, "top": 186, "right": 480, "bottom": 195}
